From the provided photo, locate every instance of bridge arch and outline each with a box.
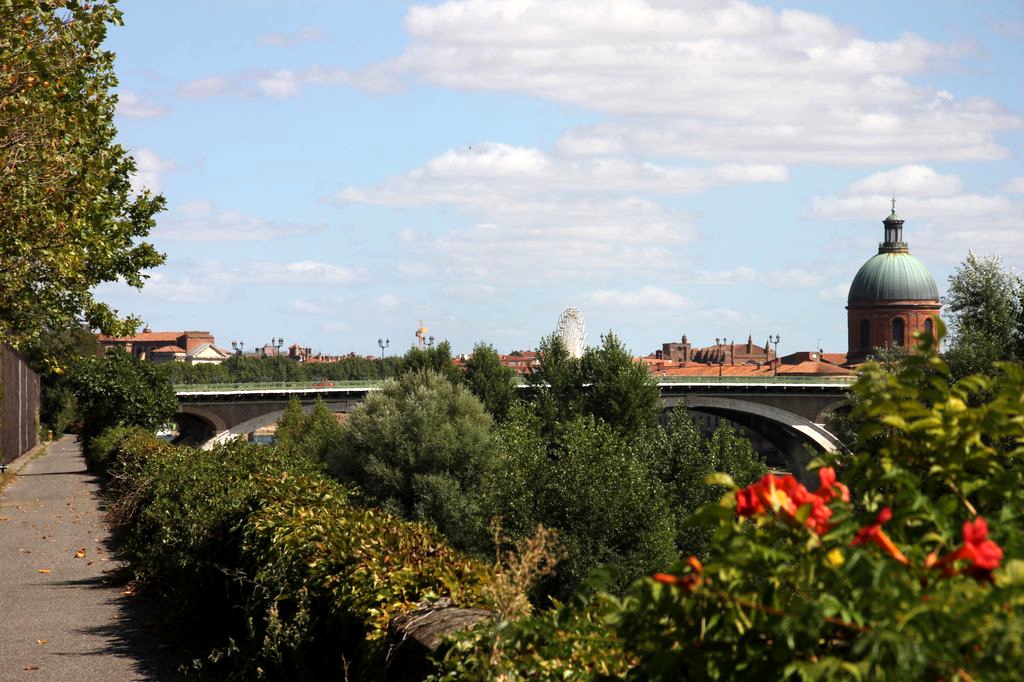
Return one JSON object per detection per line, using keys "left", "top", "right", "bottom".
{"left": 814, "top": 398, "right": 851, "bottom": 424}
{"left": 665, "top": 396, "right": 842, "bottom": 482}
{"left": 203, "top": 408, "right": 292, "bottom": 449}
{"left": 174, "top": 405, "right": 228, "bottom": 445}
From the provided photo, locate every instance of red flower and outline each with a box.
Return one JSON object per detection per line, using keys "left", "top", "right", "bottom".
{"left": 816, "top": 467, "right": 850, "bottom": 504}
{"left": 933, "top": 517, "right": 1003, "bottom": 583}
{"left": 735, "top": 473, "right": 838, "bottom": 534}
{"left": 735, "top": 486, "right": 764, "bottom": 517}
{"left": 653, "top": 556, "right": 703, "bottom": 592}
{"left": 851, "top": 507, "right": 909, "bottom": 565}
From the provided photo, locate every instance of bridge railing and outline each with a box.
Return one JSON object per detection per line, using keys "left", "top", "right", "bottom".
{"left": 174, "top": 380, "right": 384, "bottom": 392}
{"left": 174, "top": 374, "right": 856, "bottom": 393}
{"left": 654, "top": 375, "right": 856, "bottom": 385}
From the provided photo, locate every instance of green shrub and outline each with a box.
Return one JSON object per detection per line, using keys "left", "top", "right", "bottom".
{"left": 100, "top": 430, "right": 495, "bottom": 679}
{"left": 65, "top": 348, "right": 177, "bottom": 451}
{"left": 330, "top": 370, "right": 496, "bottom": 554}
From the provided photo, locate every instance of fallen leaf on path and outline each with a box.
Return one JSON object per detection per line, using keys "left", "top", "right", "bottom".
{"left": 23, "top": 665, "right": 39, "bottom": 671}
{"left": 74, "top": 548, "right": 86, "bottom": 559}
{"left": 19, "top": 548, "right": 31, "bottom": 553}
{"left": 0, "top": 516, "right": 9, "bottom": 521}
{"left": 36, "top": 569, "right": 51, "bottom": 574}
{"left": 35, "top": 639, "right": 47, "bottom": 645}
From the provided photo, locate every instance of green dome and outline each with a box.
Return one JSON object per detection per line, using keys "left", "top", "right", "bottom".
{"left": 848, "top": 252, "right": 939, "bottom": 303}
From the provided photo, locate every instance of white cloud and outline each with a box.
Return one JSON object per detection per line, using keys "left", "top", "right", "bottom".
{"left": 117, "top": 91, "right": 168, "bottom": 118}
{"left": 154, "top": 201, "right": 326, "bottom": 241}
{"left": 322, "top": 321, "right": 348, "bottom": 332}
{"left": 178, "top": 76, "right": 229, "bottom": 98}
{"left": 817, "top": 282, "right": 850, "bottom": 301}
{"left": 259, "top": 26, "right": 330, "bottom": 48}
{"left": 364, "top": 0, "right": 1021, "bottom": 164}
{"left": 337, "top": 143, "right": 746, "bottom": 284}
{"left": 199, "top": 259, "right": 367, "bottom": 286}
{"left": 588, "top": 286, "right": 690, "bottom": 308}
{"left": 257, "top": 70, "right": 301, "bottom": 98}
{"left": 394, "top": 197, "right": 695, "bottom": 283}
{"left": 685, "top": 266, "right": 824, "bottom": 288}
{"left": 292, "top": 299, "right": 336, "bottom": 315}
{"left": 375, "top": 294, "right": 400, "bottom": 308}
{"left": 810, "top": 165, "right": 1024, "bottom": 258}
{"left": 130, "top": 148, "right": 178, "bottom": 194}
{"left": 95, "top": 272, "right": 216, "bottom": 305}
{"left": 847, "top": 165, "right": 964, "bottom": 196}
{"left": 336, "top": 143, "right": 787, "bottom": 206}
{"left": 1002, "top": 177, "right": 1024, "bottom": 195}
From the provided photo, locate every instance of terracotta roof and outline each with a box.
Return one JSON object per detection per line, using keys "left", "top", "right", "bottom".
{"left": 655, "top": 354, "right": 854, "bottom": 378}
{"left": 98, "top": 331, "right": 183, "bottom": 343}
{"left": 150, "top": 345, "right": 186, "bottom": 354}
{"left": 820, "top": 353, "right": 848, "bottom": 365}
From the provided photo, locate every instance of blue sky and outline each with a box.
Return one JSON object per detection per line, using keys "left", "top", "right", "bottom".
{"left": 101, "top": 0, "right": 1024, "bottom": 357}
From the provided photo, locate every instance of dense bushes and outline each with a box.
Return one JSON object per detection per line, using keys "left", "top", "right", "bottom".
{"left": 65, "top": 348, "right": 177, "bottom": 447}
{"left": 329, "top": 370, "right": 496, "bottom": 554}
{"left": 97, "top": 428, "right": 493, "bottom": 679}
{"left": 434, "top": 324, "right": 1024, "bottom": 680}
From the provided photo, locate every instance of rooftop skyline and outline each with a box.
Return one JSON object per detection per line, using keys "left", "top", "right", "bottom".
{"left": 99, "top": 0, "right": 1024, "bottom": 357}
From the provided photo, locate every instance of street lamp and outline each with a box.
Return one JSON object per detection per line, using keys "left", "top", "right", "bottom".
{"left": 770, "top": 334, "right": 781, "bottom": 376}
{"left": 377, "top": 337, "right": 390, "bottom": 380}
{"left": 715, "top": 337, "right": 725, "bottom": 378}
{"left": 231, "top": 340, "right": 245, "bottom": 356}
{"left": 428, "top": 335, "right": 435, "bottom": 348}
{"left": 270, "top": 337, "right": 284, "bottom": 355}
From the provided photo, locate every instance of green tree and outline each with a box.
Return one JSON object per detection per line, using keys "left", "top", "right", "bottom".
{"left": 642, "top": 412, "right": 767, "bottom": 555}
{"left": 66, "top": 349, "right": 177, "bottom": 448}
{"left": 400, "top": 340, "right": 461, "bottom": 382}
{"left": 329, "top": 370, "right": 496, "bottom": 553}
{"left": 0, "top": 1, "right": 165, "bottom": 349}
{"left": 580, "top": 331, "right": 661, "bottom": 433}
{"left": 463, "top": 342, "right": 518, "bottom": 421}
{"left": 274, "top": 396, "right": 306, "bottom": 452}
{"left": 485, "top": 407, "right": 678, "bottom": 599}
{"left": 528, "top": 334, "right": 583, "bottom": 431}
{"left": 274, "top": 396, "right": 341, "bottom": 465}
{"left": 943, "top": 251, "right": 1024, "bottom": 377}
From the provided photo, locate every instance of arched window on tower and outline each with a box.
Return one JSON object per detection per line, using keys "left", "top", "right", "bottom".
{"left": 892, "top": 318, "right": 905, "bottom": 347}
{"left": 924, "top": 317, "right": 934, "bottom": 340}
{"left": 859, "top": 319, "right": 870, "bottom": 349}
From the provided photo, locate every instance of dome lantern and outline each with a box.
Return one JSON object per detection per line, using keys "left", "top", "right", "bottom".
{"left": 881, "top": 196, "right": 906, "bottom": 252}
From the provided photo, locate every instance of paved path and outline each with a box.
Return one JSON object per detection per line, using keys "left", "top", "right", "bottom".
{"left": 0, "top": 437, "right": 184, "bottom": 681}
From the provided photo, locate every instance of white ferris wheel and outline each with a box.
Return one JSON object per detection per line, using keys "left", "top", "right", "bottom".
{"left": 555, "top": 307, "right": 587, "bottom": 359}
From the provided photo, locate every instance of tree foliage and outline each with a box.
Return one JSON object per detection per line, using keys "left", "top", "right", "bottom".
{"left": 329, "top": 370, "right": 496, "bottom": 553}
{"left": 580, "top": 331, "right": 661, "bottom": 433}
{"left": 400, "top": 340, "right": 462, "bottom": 383}
{"left": 440, "top": 323, "right": 1024, "bottom": 680}
{"left": 0, "top": 1, "right": 165, "bottom": 348}
{"left": 65, "top": 348, "right": 177, "bottom": 448}
{"left": 943, "top": 251, "right": 1024, "bottom": 377}
{"left": 462, "top": 342, "right": 518, "bottom": 421}
{"left": 274, "top": 396, "right": 342, "bottom": 465}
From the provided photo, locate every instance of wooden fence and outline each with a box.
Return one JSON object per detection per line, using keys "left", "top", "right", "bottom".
{"left": 2, "top": 344, "right": 41, "bottom": 465}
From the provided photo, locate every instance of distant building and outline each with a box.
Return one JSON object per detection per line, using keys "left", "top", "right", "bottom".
{"left": 287, "top": 343, "right": 364, "bottom": 364}
{"left": 656, "top": 334, "right": 776, "bottom": 366}
{"left": 846, "top": 204, "right": 941, "bottom": 365}
{"left": 97, "top": 328, "right": 230, "bottom": 365}
{"left": 499, "top": 350, "right": 540, "bottom": 375}
{"left": 645, "top": 350, "right": 853, "bottom": 379}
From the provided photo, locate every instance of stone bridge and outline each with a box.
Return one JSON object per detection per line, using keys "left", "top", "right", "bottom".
{"left": 174, "top": 378, "right": 852, "bottom": 481}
